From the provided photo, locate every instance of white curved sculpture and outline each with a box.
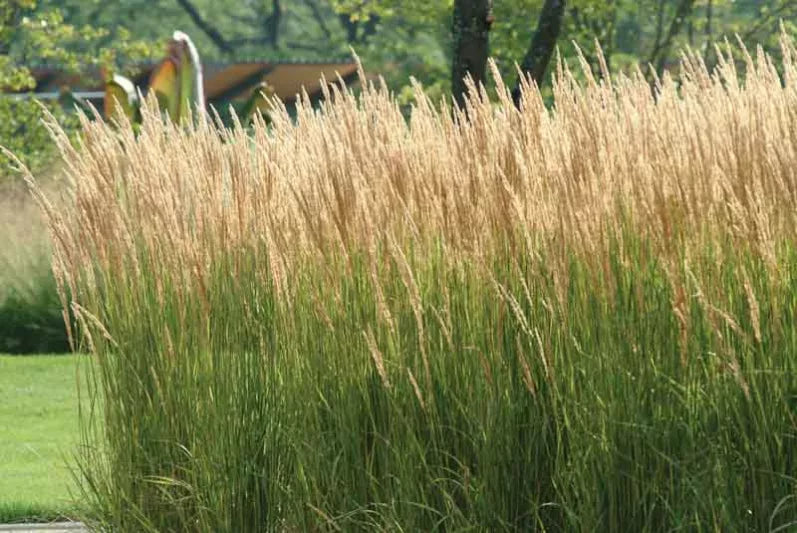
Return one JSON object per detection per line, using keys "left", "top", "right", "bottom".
{"left": 172, "top": 30, "right": 205, "bottom": 111}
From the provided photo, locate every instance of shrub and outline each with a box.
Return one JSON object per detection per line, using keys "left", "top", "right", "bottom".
{"left": 0, "top": 182, "right": 68, "bottom": 354}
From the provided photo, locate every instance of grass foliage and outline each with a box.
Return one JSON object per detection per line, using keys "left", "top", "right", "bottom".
{"left": 21, "top": 40, "right": 797, "bottom": 531}
{"left": 0, "top": 183, "right": 69, "bottom": 354}
{"left": 0, "top": 264, "right": 69, "bottom": 354}
{"left": 0, "top": 503, "right": 81, "bottom": 525}
{"left": 0, "top": 355, "right": 85, "bottom": 520}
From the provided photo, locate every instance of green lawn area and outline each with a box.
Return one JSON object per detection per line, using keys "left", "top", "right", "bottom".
{"left": 0, "top": 354, "right": 86, "bottom": 522}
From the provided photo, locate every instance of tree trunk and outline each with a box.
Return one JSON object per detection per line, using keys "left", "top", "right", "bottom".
{"left": 265, "top": 0, "right": 282, "bottom": 48}
{"left": 451, "top": 0, "right": 494, "bottom": 110}
{"left": 647, "top": 0, "right": 696, "bottom": 75}
{"left": 511, "top": 0, "right": 566, "bottom": 107}
{"left": 338, "top": 13, "right": 359, "bottom": 43}
{"left": 704, "top": 0, "right": 713, "bottom": 65}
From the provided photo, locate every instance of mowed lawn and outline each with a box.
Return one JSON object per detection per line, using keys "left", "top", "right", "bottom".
{"left": 0, "top": 354, "right": 86, "bottom": 521}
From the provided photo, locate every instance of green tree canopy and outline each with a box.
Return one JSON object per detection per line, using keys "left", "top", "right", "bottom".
{"left": 0, "top": 0, "right": 154, "bottom": 178}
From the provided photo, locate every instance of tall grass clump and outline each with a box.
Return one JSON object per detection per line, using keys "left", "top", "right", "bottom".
{"left": 17, "top": 37, "right": 797, "bottom": 531}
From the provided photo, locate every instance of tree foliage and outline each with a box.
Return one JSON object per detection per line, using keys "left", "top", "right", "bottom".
{"left": 0, "top": 0, "right": 155, "bottom": 178}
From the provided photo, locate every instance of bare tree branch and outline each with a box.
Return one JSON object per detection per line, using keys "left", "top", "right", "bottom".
{"left": 739, "top": 1, "right": 797, "bottom": 43}
{"left": 647, "top": 0, "right": 696, "bottom": 74}
{"left": 229, "top": 14, "right": 260, "bottom": 26}
{"left": 174, "top": 0, "right": 233, "bottom": 53}
{"left": 228, "top": 36, "right": 321, "bottom": 53}
{"left": 302, "top": 0, "right": 332, "bottom": 41}
{"left": 176, "top": 0, "right": 286, "bottom": 53}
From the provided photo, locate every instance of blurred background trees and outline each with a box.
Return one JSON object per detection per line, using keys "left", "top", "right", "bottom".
{"left": 1, "top": 0, "right": 796, "bottom": 175}
{"left": 327, "top": 0, "right": 797, "bottom": 101}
